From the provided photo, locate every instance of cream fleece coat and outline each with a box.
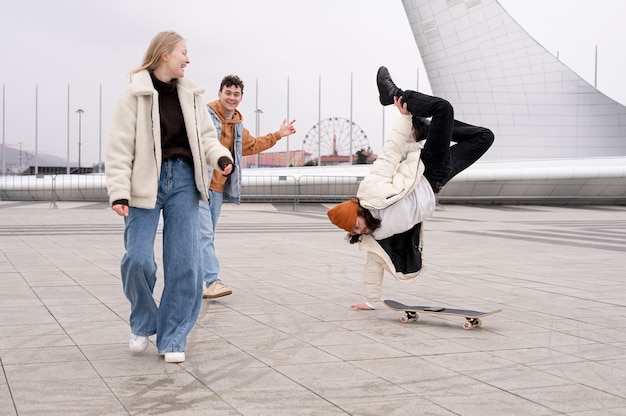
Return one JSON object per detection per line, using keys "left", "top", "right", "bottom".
{"left": 105, "top": 70, "right": 231, "bottom": 208}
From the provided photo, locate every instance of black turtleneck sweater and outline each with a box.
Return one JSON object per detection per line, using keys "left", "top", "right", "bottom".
{"left": 150, "top": 72, "right": 193, "bottom": 164}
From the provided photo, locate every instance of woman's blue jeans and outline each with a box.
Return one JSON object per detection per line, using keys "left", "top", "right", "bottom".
{"left": 121, "top": 157, "right": 202, "bottom": 354}
{"left": 402, "top": 90, "right": 495, "bottom": 192}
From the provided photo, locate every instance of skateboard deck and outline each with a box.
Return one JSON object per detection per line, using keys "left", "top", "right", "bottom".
{"left": 384, "top": 299, "right": 502, "bottom": 329}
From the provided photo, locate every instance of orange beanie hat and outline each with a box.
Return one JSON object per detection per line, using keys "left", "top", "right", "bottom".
{"left": 327, "top": 201, "right": 359, "bottom": 232}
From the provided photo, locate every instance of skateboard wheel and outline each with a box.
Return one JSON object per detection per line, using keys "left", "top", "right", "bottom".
{"left": 463, "top": 318, "right": 482, "bottom": 329}
{"left": 401, "top": 312, "right": 418, "bottom": 323}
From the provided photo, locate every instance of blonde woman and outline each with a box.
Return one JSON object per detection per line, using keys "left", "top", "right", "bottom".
{"left": 106, "top": 31, "right": 233, "bottom": 363}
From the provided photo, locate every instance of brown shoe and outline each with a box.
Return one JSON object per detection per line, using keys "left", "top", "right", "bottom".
{"left": 203, "top": 281, "right": 232, "bottom": 299}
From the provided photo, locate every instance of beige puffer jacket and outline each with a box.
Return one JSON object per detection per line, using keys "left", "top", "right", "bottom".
{"left": 355, "top": 114, "right": 427, "bottom": 303}
{"left": 357, "top": 114, "right": 425, "bottom": 210}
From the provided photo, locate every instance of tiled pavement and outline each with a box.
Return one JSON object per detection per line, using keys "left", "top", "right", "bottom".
{"left": 0, "top": 201, "right": 625, "bottom": 415}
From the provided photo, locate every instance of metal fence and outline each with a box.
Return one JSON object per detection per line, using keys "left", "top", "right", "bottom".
{"left": 0, "top": 173, "right": 365, "bottom": 207}
{"left": 240, "top": 175, "right": 365, "bottom": 205}
{"left": 5, "top": 162, "right": 624, "bottom": 206}
{"left": 0, "top": 174, "right": 108, "bottom": 207}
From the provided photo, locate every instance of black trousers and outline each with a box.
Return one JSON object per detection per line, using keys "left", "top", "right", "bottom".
{"left": 401, "top": 90, "right": 495, "bottom": 193}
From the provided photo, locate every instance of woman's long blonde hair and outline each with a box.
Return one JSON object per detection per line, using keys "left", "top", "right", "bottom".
{"left": 129, "top": 31, "right": 184, "bottom": 79}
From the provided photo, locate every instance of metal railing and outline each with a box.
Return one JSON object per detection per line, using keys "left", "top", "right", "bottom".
{"left": 0, "top": 173, "right": 365, "bottom": 207}
{"left": 3, "top": 157, "right": 626, "bottom": 206}
{"left": 240, "top": 175, "right": 365, "bottom": 205}
{"left": 0, "top": 174, "right": 108, "bottom": 206}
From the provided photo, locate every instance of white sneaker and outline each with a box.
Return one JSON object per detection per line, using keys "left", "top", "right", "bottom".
{"left": 129, "top": 334, "right": 149, "bottom": 354}
{"left": 164, "top": 352, "right": 185, "bottom": 363}
{"left": 202, "top": 281, "right": 232, "bottom": 299}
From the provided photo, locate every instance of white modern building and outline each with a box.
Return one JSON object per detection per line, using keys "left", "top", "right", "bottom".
{"left": 401, "top": 0, "right": 626, "bottom": 159}
{"left": 391, "top": 0, "right": 625, "bottom": 203}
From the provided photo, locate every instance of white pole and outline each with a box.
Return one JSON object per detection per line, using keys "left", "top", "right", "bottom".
{"left": 76, "top": 109, "right": 84, "bottom": 170}
{"left": 66, "top": 84, "right": 70, "bottom": 174}
{"left": 416, "top": 67, "right": 419, "bottom": 91}
{"left": 256, "top": 79, "right": 259, "bottom": 168}
{"left": 349, "top": 72, "right": 353, "bottom": 165}
{"left": 1, "top": 84, "right": 5, "bottom": 174}
{"left": 286, "top": 77, "right": 290, "bottom": 167}
{"left": 35, "top": 85, "right": 39, "bottom": 174}
{"left": 594, "top": 45, "right": 598, "bottom": 88}
{"left": 254, "top": 79, "right": 262, "bottom": 168}
{"left": 99, "top": 83, "right": 103, "bottom": 170}
{"left": 318, "top": 75, "right": 321, "bottom": 166}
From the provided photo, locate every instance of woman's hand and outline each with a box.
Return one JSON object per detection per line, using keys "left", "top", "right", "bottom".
{"left": 112, "top": 204, "right": 129, "bottom": 217}
{"left": 394, "top": 96, "right": 409, "bottom": 115}
{"left": 221, "top": 163, "right": 233, "bottom": 176}
{"left": 351, "top": 303, "right": 375, "bottom": 310}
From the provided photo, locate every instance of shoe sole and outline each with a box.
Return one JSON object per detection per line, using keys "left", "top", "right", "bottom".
{"left": 164, "top": 352, "right": 185, "bottom": 363}
{"left": 203, "top": 290, "right": 232, "bottom": 299}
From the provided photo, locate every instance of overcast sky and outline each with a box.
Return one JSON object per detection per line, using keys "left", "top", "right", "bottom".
{"left": 1, "top": 0, "right": 625, "bottom": 166}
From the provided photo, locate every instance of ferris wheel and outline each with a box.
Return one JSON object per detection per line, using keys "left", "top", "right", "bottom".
{"left": 303, "top": 117, "right": 370, "bottom": 160}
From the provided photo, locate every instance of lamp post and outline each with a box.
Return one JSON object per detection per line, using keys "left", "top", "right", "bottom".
{"left": 76, "top": 108, "right": 84, "bottom": 170}
{"left": 254, "top": 78, "right": 262, "bottom": 168}
{"left": 254, "top": 108, "right": 263, "bottom": 168}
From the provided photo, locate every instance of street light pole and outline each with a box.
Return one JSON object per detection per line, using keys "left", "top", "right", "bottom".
{"left": 76, "top": 109, "right": 84, "bottom": 170}
{"left": 254, "top": 108, "right": 263, "bottom": 167}
{"left": 254, "top": 78, "right": 262, "bottom": 168}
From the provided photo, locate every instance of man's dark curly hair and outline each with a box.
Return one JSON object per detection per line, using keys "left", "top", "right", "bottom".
{"left": 219, "top": 75, "right": 244, "bottom": 93}
{"left": 347, "top": 196, "right": 381, "bottom": 244}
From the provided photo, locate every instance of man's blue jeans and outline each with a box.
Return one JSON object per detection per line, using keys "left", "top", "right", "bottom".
{"left": 199, "top": 189, "right": 223, "bottom": 287}
{"left": 402, "top": 90, "right": 494, "bottom": 192}
{"left": 121, "top": 157, "right": 202, "bottom": 354}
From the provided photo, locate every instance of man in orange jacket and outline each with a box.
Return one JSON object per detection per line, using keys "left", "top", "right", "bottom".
{"left": 200, "top": 75, "right": 296, "bottom": 299}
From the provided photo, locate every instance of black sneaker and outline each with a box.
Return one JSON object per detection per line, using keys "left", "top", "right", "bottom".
{"left": 377, "top": 66, "right": 403, "bottom": 106}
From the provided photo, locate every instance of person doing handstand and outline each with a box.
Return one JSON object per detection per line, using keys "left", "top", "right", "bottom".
{"left": 327, "top": 66, "right": 494, "bottom": 310}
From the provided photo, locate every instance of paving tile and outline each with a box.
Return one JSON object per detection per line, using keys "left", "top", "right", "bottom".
{"left": 344, "top": 399, "right": 459, "bottom": 415}
{"left": 199, "top": 366, "right": 344, "bottom": 415}
{"left": 512, "top": 384, "right": 626, "bottom": 414}
{"left": 429, "top": 390, "right": 557, "bottom": 416}
{"left": 463, "top": 365, "right": 571, "bottom": 390}
{"left": 5, "top": 360, "right": 100, "bottom": 382}
{"left": 536, "top": 361, "right": 626, "bottom": 399}
{"left": 0, "top": 345, "right": 86, "bottom": 365}
{"left": 320, "top": 342, "right": 410, "bottom": 361}
{"left": 9, "top": 378, "right": 126, "bottom": 416}
{"left": 105, "top": 372, "right": 236, "bottom": 415}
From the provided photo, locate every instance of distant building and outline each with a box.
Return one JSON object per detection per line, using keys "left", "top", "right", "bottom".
{"left": 318, "top": 147, "right": 376, "bottom": 166}
{"left": 241, "top": 148, "right": 377, "bottom": 168}
{"left": 241, "top": 150, "right": 311, "bottom": 168}
{"left": 0, "top": 144, "right": 94, "bottom": 175}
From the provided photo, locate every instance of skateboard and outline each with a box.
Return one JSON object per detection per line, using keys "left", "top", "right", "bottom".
{"left": 383, "top": 299, "right": 502, "bottom": 330}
